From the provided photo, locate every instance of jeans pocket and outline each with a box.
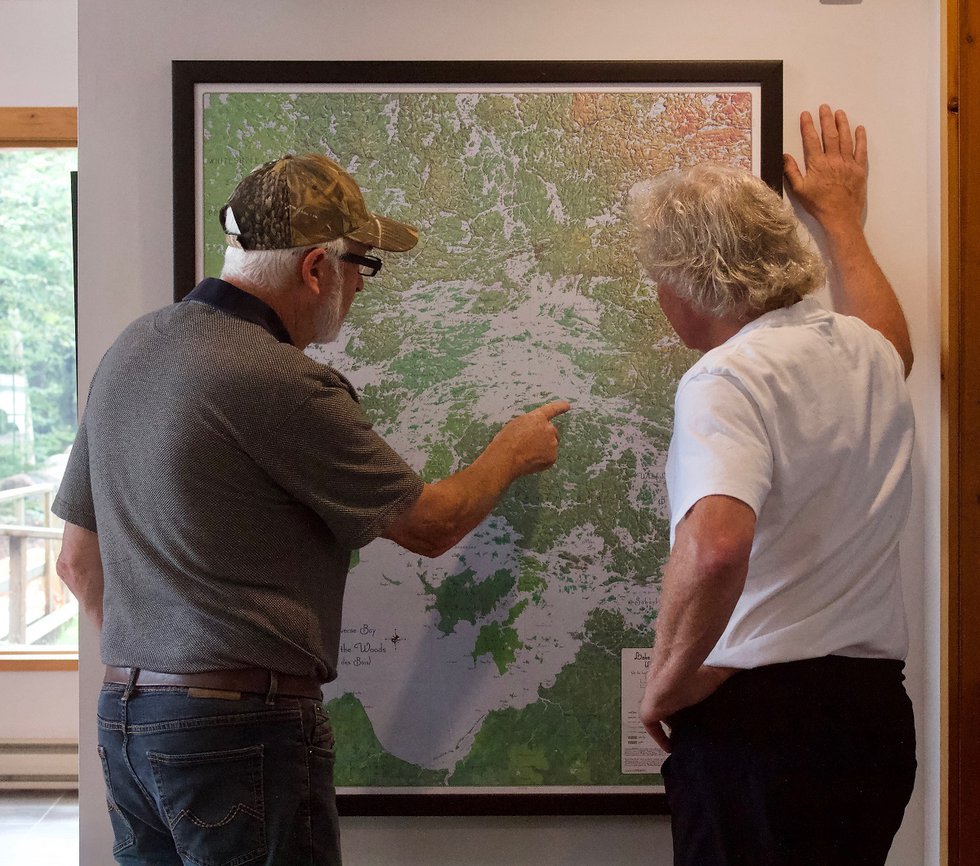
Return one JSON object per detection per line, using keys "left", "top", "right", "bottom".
{"left": 310, "top": 703, "right": 336, "bottom": 759}
{"left": 148, "top": 745, "right": 266, "bottom": 866}
{"left": 97, "top": 745, "right": 136, "bottom": 856}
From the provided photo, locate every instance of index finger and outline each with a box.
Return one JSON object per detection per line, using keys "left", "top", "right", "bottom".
{"left": 536, "top": 400, "right": 572, "bottom": 421}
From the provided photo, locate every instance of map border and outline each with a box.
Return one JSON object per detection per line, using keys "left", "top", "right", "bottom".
{"left": 170, "top": 59, "right": 782, "bottom": 817}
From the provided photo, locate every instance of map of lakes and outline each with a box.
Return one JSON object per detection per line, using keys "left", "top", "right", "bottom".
{"left": 201, "top": 87, "right": 755, "bottom": 791}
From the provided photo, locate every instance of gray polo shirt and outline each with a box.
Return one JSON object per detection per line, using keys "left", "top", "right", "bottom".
{"left": 53, "top": 278, "right": 424, "bottom": 682}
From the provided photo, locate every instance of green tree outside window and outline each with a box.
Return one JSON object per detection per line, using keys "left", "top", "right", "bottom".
{"left": 0, "top": 147, "right": 78, "bottom": 650}
{"left": 0, "top": 148, "right": 78, "bottom": 479}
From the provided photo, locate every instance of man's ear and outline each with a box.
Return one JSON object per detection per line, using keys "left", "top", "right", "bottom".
{"left": 300, "top": 247, "right": 327, "bottom": 296}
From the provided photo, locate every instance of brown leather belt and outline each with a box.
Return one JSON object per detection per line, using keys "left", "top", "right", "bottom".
{"left": 104, "top": 666, "right": 323, "bottom": 701}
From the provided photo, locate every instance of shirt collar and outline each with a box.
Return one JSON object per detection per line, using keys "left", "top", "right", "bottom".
{"left": 729, "top": 296, "right": 824, "bottom": 342}
{"left": 183, "top": 278, "right": 294, "bottom": 345}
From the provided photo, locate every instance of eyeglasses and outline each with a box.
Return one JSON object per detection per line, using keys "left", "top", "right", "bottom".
{"left": 339, "top": 251, "right": 383, "bottom": 277}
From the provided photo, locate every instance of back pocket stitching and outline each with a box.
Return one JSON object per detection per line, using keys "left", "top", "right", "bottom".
{"left": 148, "top": 745, "right": 266, "bottom": 866}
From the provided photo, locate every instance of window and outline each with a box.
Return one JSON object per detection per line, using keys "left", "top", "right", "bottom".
{"left": 0, "top": 108, "right": 78, "bottom": 669}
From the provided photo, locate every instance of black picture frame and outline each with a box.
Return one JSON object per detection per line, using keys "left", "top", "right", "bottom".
{"left": 171, "top": 60, "right": 782, "bottom": 817}
{"left": 172, "top": 60, "right": 782, "bottom": 299}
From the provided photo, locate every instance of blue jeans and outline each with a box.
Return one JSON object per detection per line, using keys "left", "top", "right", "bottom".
{"left": 97, "top": 681, "right": 341, "bottom": 866}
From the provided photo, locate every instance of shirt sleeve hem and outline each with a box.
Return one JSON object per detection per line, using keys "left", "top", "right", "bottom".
{"left": 51, "top": 495, "right": 98, "bottom": 533}
{"left": 670, "top": 483, "right": 765, "bottom": 535}
{"left": 344, "top": 474, "right": 426, "bottom": 551}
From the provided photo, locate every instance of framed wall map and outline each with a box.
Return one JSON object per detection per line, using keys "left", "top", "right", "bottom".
{"left": 172, "top": 60, "right": 782, "bottom": 816}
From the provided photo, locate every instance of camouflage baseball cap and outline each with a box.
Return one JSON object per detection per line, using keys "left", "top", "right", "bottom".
{"left": 219, "top": 153, "right": 419, "bottom": 252}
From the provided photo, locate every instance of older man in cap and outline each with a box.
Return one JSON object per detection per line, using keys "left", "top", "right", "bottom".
{"left": 54, "top": 153, "right": 569, "bottom": 865}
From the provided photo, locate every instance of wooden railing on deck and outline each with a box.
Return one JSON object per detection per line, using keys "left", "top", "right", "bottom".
{"left": 0, "top": 484, "right": 65, "bottom": 644}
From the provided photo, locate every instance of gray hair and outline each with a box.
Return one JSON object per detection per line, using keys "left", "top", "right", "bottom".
{"left": 629, "top": 163, "right": 825, "bottom": 318}
{"left": 220, "top": 237, "right": 348, "bottom": 290}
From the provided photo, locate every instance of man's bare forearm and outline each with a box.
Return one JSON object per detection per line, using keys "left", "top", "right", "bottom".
{"left": 383, "top": 443, "right": 522, "bottom": 558}
{"left": 819, "top": 216, "right": 913, "bottom": 375}
{"left": 383, "top": 400, "right": 570, "bottom": 557}
{"left": 644, "top": 497, "right": 753, "bottom": 712}
{"left": 639, "top": 496, "right": 754, "bottom": 749}
{"left": 56, "top": 522, "right": 104, "bottom": 630}
{"left": 783, "top": 105, "right": 913, "bottom": 376}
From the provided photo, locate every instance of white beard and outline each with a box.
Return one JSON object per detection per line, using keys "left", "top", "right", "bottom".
{"left": 312, "top": 287, "right": 345, "bottom": 344}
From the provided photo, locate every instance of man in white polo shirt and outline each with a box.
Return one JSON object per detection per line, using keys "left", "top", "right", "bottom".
{"left": 631, "top": 106, "right": 915, "bottom": 865}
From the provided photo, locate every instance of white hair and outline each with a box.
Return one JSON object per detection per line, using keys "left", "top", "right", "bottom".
{"left": 220, "top": 238, "right": 348, "bottom": 291}
{"left": 629, "top": 163, "right": 825, "bottom": 318}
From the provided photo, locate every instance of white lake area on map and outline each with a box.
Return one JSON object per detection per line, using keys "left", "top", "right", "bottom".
{"left": 203, "top": 87, "right": 756, "bottom": 787}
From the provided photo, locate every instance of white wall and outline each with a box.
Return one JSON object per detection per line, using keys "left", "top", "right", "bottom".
{"left": 1, "top": 670, "right": 78, "bottom": 739}
{"left": 0, "top": 0, "right": 76, "bottom": 105}
{"left": 74, "top": 0, "right": 942, "bottom": 863}
{"left": 0, "top": 0, "right": 78, "bottom": 745}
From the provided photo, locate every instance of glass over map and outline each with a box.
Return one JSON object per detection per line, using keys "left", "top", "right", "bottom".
{"left": 199, "top": 86, "right": 757, "bottom": 794}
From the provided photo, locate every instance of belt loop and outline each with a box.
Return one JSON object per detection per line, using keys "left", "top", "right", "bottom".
{"left": 265, "top": 671, "right": 278, "bottom": 705}
{"left": 122, "top": 667, "right": 140, "bottom": 703}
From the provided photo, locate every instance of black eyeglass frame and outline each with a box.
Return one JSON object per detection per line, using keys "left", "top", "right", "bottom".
{"left": 339, "top": 251, "right": 383, "bottom": 277}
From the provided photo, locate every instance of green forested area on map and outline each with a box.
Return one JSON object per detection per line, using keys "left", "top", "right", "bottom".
{"left": 204, "top": 87, "right": 751, "bottom": 790}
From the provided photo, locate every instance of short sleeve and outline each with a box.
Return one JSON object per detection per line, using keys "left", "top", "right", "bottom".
{"left": 252, "top": 384, "right": 424, "bottom": 550}
{"left": 666, "top": 372, "right": 773, "bottom": 541}
{"left": 51, "top": 413, "right": 98, "bottom": 532}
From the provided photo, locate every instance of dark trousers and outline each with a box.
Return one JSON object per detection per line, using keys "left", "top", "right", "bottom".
{"left": 97, "top": 682, "right": 341, "bottom": 865}
{"left": 663, "top": 656, "right": 916, "bottom": 866}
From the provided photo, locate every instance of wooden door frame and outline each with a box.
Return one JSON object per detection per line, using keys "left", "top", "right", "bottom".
{"left": 945, "top": 1, "right": 979, "bottom": 864}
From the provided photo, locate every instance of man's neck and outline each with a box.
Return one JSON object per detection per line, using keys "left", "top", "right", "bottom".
{"left": 219, "top": 275, "right": 307, "bottom": 348}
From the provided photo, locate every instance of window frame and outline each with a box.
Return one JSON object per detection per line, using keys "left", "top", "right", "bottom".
{"left": 0, "top": 107, "right": 77, "bottom": 147}
{"left": 0, "top": 106, "right": 78, "bottom": 672}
